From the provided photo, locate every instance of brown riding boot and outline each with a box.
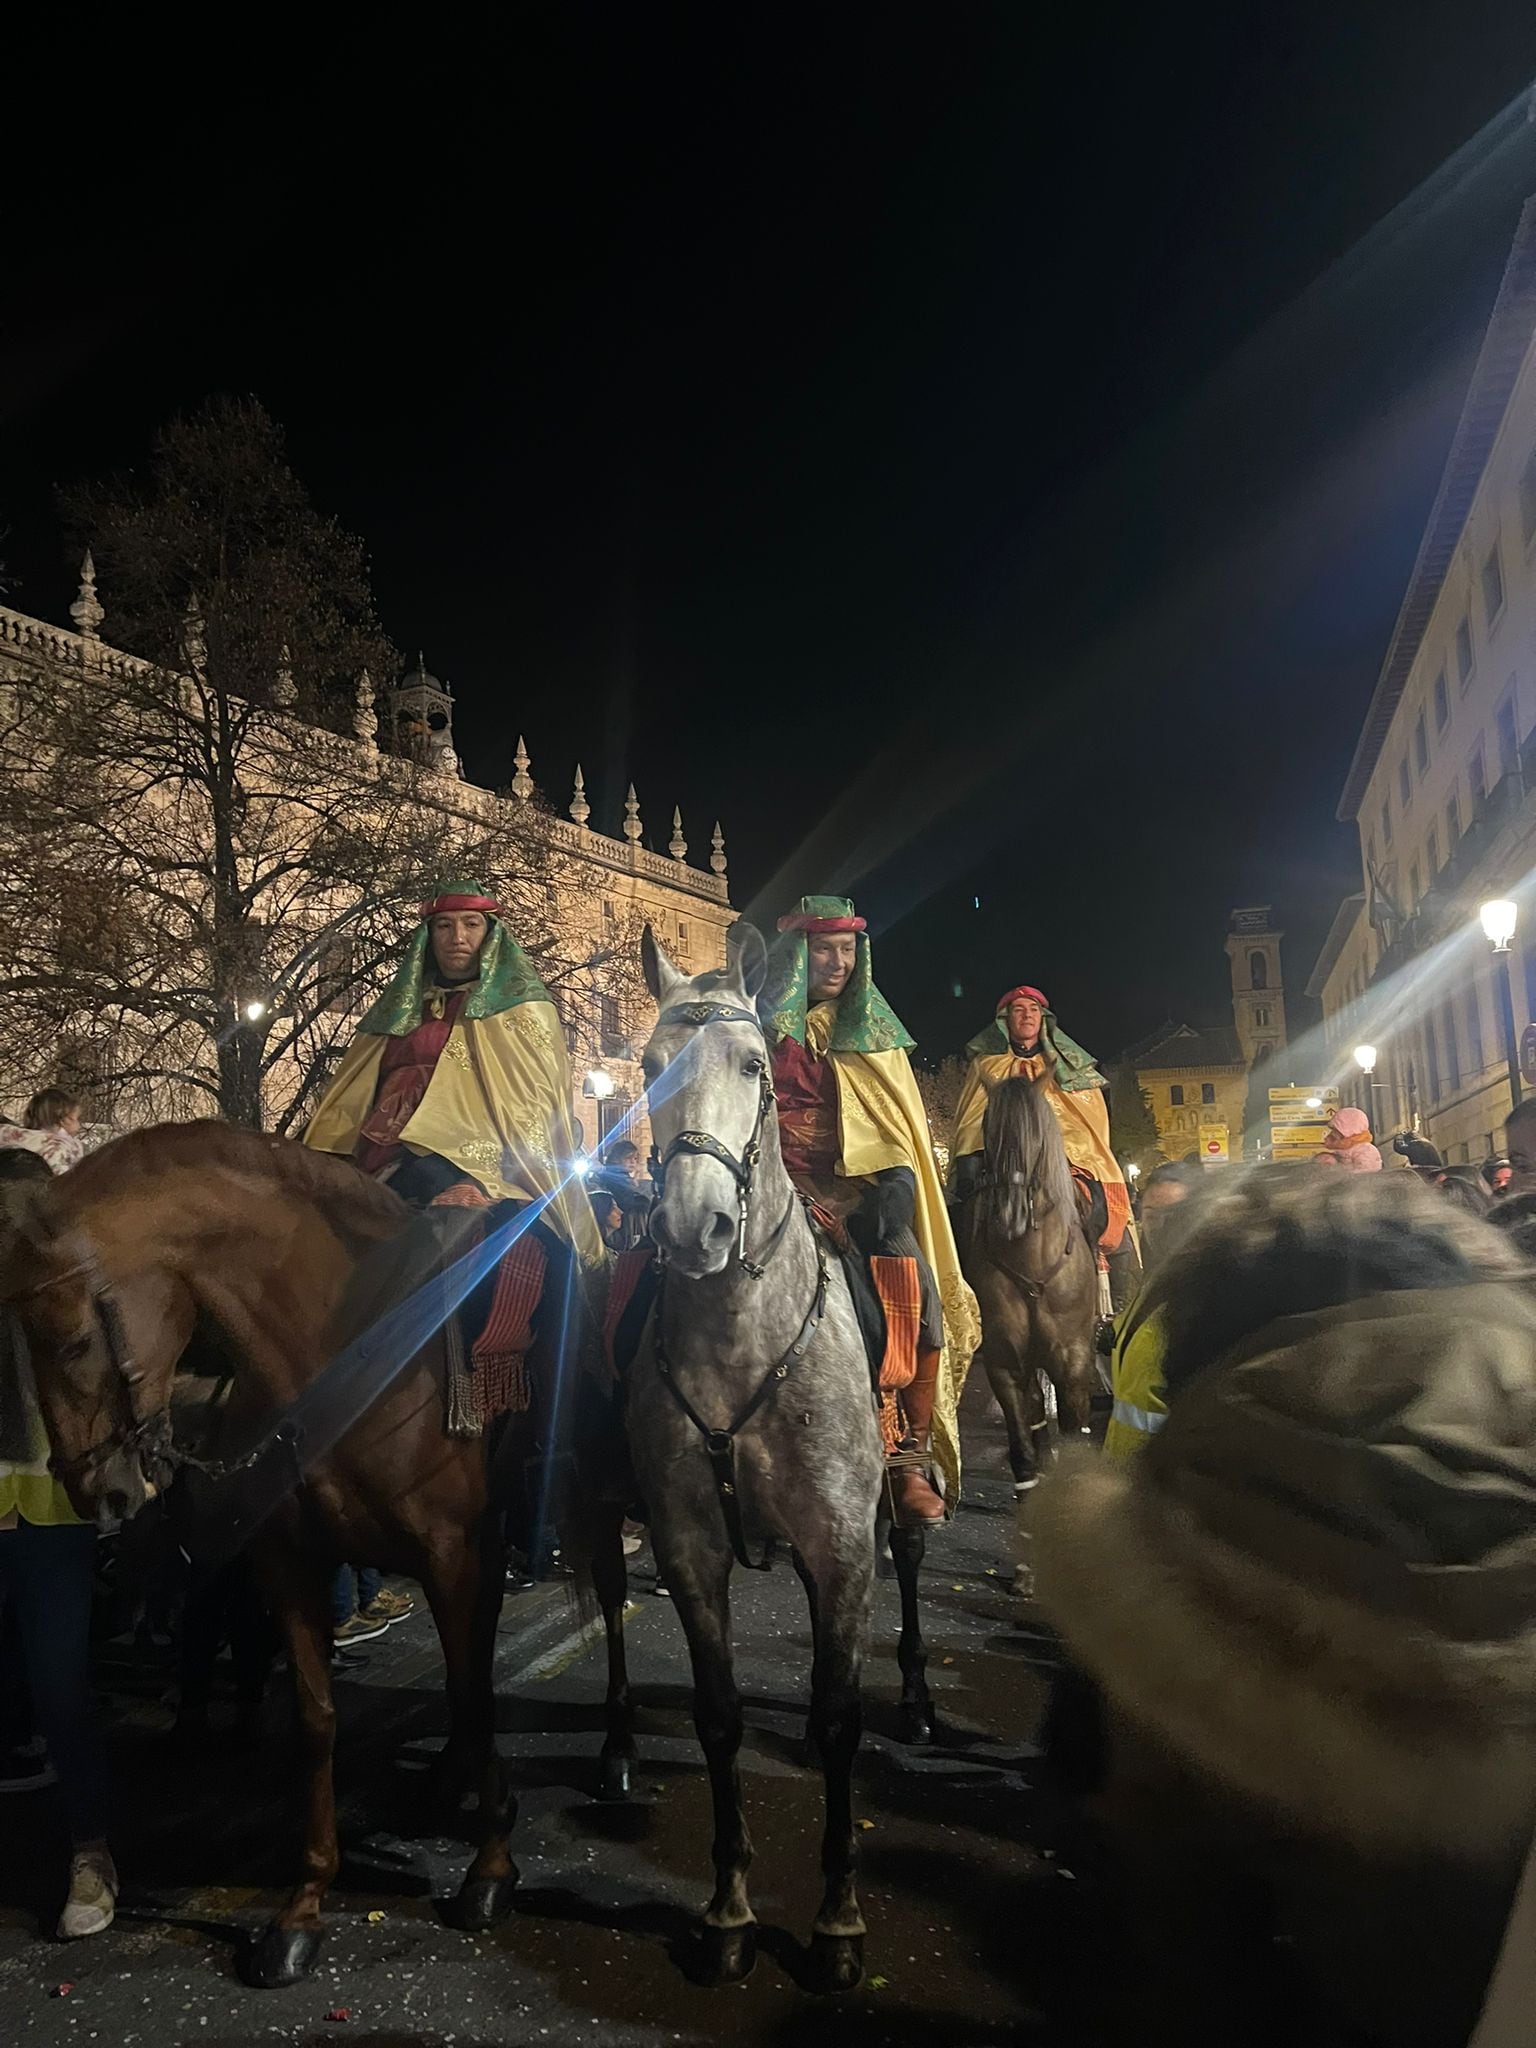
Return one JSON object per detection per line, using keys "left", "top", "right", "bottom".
{"left": 886, "top": 1347, "right": 946, "bottom": 1528}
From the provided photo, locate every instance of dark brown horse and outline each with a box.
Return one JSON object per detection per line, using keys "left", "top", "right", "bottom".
{"left": 955, "top": 1076, "right": 1099, "bottom": 1497}
{"left": 0, "top": 1122, "right": 629, "bottom": 1989}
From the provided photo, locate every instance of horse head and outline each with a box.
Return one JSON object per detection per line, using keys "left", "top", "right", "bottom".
{"left": 982, "top": 1073, "right": 1076, "bottom": 1243}
{"left": 0, "top": 1177, "right": 194, "bottom": 1526}
{"left": 640, "top": 918, "right": 777, "bottom": 1279}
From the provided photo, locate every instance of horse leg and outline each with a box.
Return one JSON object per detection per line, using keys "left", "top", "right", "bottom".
{"left": 590, "top": 1497, "right": 637, "bottom": 1801}
{"left": 800, "top": 1548, "right": 872, "bottom": 1994}
{"left": 669, "top": 1554, "right": 756, "bottom": 1985}
{"left": 432, "top": 1524, "right": 519, "bottom": 1932}
{"left": 240, "top": 1539, "right": 337, "bottom": 1988}
{"left": 982, "top": 1335, "right": 1044, "bottom": 1497}
{"left": 888, "top": 1524, "right": 933, "bottom": 1746}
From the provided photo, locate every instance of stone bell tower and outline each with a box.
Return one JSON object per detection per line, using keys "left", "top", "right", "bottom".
{"left": 1226, "top": 906, "right": 1287, "bottom": 1069}
{"left": 389, "top": 653, "right": 460, "bottom": 777}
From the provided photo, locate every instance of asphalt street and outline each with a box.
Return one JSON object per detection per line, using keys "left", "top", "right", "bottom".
{"left": 0, "top": 1391, "right": 1107, "bottom": 2047}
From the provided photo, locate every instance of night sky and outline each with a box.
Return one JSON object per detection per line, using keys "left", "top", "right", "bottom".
{"left": 7, "top": 9, "right": 1536, "bottom": 1063}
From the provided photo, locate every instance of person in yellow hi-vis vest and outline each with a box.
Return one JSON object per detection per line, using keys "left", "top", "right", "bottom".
{"left": 1103, "top": 1161, "right": 1204, "bottom": 1463}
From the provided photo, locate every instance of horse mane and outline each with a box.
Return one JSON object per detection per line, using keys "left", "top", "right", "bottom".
{"left": 982, "top": 1076, "right": 1075, "bottom": 1240}
{"left": 62, "top": 1121, "right": 409, "bottom": 1242}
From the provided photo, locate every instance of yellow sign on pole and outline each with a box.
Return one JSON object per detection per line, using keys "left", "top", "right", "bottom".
{"left": 1198, "top": 1123, "right": 1229, "bottom": 1163}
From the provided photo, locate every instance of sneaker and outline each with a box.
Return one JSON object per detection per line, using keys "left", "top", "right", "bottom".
{"left": 57, "top": 1846, "right": 117, "bottom": 1939}
{"left": 0, "top": 1741, "right": 55, "bottom": 1793}
{"left": 358, "top": 1586, "right": 416, "bottom": 1628}
{"left": 333, "top": 1609, "right": 389, "bottom": 1648}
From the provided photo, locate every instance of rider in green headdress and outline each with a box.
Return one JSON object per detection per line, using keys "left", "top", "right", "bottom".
{"left": 758, "top": 896, "right": 980, "bottom": 1525}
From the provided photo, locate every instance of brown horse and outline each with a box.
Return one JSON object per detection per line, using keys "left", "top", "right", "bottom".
{"left": 955, "top": 1075, "right": 1099, "bottom": 1498}
{"left": 0, "top": 1121, "right": 628, "bottom": 1989}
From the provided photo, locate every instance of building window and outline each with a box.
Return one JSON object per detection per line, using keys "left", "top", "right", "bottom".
{"left": 1483, "top": 542, "right": 1506, "bottom": 626}
{"left": 1408, "top": 860, "right": 1421, "bottom": 906}
{"left": 1442, "top": 1000, "right": 1461, "bottom": 1092}
{"left": 1446, "top": 791, "right": 1461, "bottom": 847}
{"left": 1398, "top": 756, "right": 1412, "bottom": 809}
{"left": 1470, "top": 742, "right": 1487, "bottom": 806}
{"left": 1424, "top": 1014, "right": 1441, "bottom": 1105}
{"left": 600, "top": 994, "right": 624, "bottom": 1056}
{"left": 1425, "top": 825, "right": 1439, "bottom": 879}
{"left": 1255, "top": 1005, "right": 1271, "bottom": 1028}
{"left": 1521, "top": 445, "right": 1536, "bottom": 545}
{"left": 1381, "top": 795, "right": 1393, "bottom": 847}
{"left": 1248, "top": 949, "right": 1268, "bottom": 990}
{"left": 1433, "top": 670, "right": 1450, "bottom": 732}
{"left": 1498, "top": 692, "right": 1519, "bottom": 780}
{"left": 317, "top": 937, "right": 355, "bottom": 1013}
{"left": 1200, "top": 1082, "right": 1215, "bottom": 1106}
{"left": 1456, "top": 616, "right": 1475, "bottom": 689}
{"left": 1170, "top": 1085, "right": 1184, "bottom": 1108}
{"left": 1466, "top": 984, "right": 1486, "bottom": 1072}
{"left": 1366, "top": 829, "right": 1378, "bottom": 875}
{"left": 1414, "top": 712, "right": 1429, "bottom": 777}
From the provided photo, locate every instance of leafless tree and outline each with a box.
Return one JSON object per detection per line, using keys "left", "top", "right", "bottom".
{"left": 0, "top": 399, "right": 641, "bottom": 1131}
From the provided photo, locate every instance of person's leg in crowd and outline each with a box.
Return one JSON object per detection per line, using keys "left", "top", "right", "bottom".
{"left": 0, "top": 1519, "right": 116, "bottom": 1935}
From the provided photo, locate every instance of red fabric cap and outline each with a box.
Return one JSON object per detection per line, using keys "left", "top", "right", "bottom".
{"left": 420, "top": 892, "right": 504, "bottom": 921}
{"left": 777, "top": 913, "right": 867, "bottom": 934}
{"left": 996, "top": 985, "right": 1048, "bottom": 1014}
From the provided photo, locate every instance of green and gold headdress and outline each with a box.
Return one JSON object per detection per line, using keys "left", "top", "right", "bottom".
{"left": 758, "top": 895, "right": 914, "bottom": 1053}
{"left": 357, "top": 880, "right": 552, "bottom": 1036}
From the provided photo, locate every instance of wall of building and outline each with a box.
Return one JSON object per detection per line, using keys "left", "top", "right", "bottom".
{"left": 1139, "top": 1063, "right": 1250, "bottom": 1161}
{"left": 1324, "top": 325, "right": 1536, "bottom": 1164}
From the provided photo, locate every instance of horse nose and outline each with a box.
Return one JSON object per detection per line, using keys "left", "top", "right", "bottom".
{"left": 652, "top": 1203, "right": 735, "bottom": 1261}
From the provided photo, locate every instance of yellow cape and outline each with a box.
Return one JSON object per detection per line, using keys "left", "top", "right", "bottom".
{"left": 952, "top": 1050, "right": 1125, "bottom": 1192}
{"left": 804, "top": 1007, "right": 982, "bottom": 1502}
{"left": 304, "top": 1000, "right": 606, "bottom": 1270}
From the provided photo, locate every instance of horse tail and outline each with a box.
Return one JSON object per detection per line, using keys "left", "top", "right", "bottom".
{"left": 982, "top": 1075, "right": 1075, "bottom": 1242}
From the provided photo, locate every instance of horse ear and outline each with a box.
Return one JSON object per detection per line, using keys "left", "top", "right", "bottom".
{"left": 642, "top": 923, "right": 682, "bottom": 1003}
{"left": 727, "top": 920, "right": 769, "bottom": 1000}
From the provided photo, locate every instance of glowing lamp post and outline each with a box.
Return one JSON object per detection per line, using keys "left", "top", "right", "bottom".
{"left": 583, "top": 1064, "right": 618, "bottom": 1143}
{"left": 1479, "top": 901, "right": 1523, "bottom": 1113}
{"left": 1353, "top": 1044, "right": 1377, "bottom": 1076}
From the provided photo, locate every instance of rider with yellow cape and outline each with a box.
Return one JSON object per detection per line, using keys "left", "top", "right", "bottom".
{"left": 758, "top": 896, "right": 980, "bottom": 1525}
{"left": 950, "top": 983, "right": 1138, "bottom": 1304}
{"left": 304, "top": 882, "right": 604, "bottom": 1425}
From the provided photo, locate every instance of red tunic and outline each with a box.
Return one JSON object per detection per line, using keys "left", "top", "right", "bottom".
{"left": 354, "top": 991, "right": 467, "bottom": 1175}
{"left": 772, "top": 1036, "right": 843, "bottom": 1202}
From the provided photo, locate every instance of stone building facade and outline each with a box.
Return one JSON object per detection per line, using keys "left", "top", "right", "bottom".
{"left": 1314, "top": 196, "right": 1536, "bottom": 1164}
{"left": 0, "top": 586, "right": 735, "bottom": 1155}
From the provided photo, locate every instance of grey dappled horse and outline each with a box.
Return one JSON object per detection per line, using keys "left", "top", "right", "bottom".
{"left": 627, "top": 921, "right": 883, "bottom": 1992}
{"left": 957, "top": 1075, "right": 1099, "bottom": 1495}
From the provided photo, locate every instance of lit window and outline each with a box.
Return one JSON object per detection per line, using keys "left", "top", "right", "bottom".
{"left": 1170, "top": 1085, "right": 1184, "bottom": 1108}
{"left": 1483, "top": 543, "right": 1506, "bottom": 625}
{"left": 1457, "top": 617, "right": 1475, "bottom": 688}
{"left": 1433, "top": 670, "right": 1449, "bottom": 732}
{"left": 1398, "top": 757, "right": 1412, "bottom": 809}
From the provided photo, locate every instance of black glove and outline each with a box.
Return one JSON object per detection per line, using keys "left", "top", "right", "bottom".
{"left": 948, "top": 1151, "right": 984, "bottom": 1207}
{"left": 849, "top": 1167, "right": 917, "bottom": 1259}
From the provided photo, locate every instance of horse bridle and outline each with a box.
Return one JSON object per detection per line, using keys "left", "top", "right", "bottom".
{"left": 647, "top": 998, "right": 790, "bottom": 1281}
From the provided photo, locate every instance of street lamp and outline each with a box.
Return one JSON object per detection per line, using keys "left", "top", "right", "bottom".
{"left": 1353, "top": 1044, "right": 1377, "bottom": 1076}
{"left": 583, "top": 1067, "right": 616, "bottom": 1101}
{"left": 1479, "top": 901, "right": 1523, "bottom": 1113}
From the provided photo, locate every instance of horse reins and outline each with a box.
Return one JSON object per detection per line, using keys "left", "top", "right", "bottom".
{"left": 645, "top": 994, "right": 829, "bottom": 1568}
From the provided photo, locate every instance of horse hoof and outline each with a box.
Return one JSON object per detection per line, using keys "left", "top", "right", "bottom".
{"left": 239, "top": 1922, "right": 323, "bottom": 1989}
{"left": 598, "top": 1752, "right": 633, "bottom": 1802}
{"left": 809, "top": 1932, "right": 865, "bottom": 1995}
{"left": 694, "top": 1922, "right": 757, "bottom": 1985}
{"left": 446, "top": 1868, "right": 521, "bottom": 1933}
{"left": 899, "top": 1704, "right": 934, "bottom": 1747}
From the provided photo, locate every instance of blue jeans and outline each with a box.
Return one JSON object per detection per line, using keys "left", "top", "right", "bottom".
{"left": 331, "top": 1565, "right": 382, "bottom": 1629}
{"left": 0, "top": 1519, "right": 107, "bottom": 1842}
